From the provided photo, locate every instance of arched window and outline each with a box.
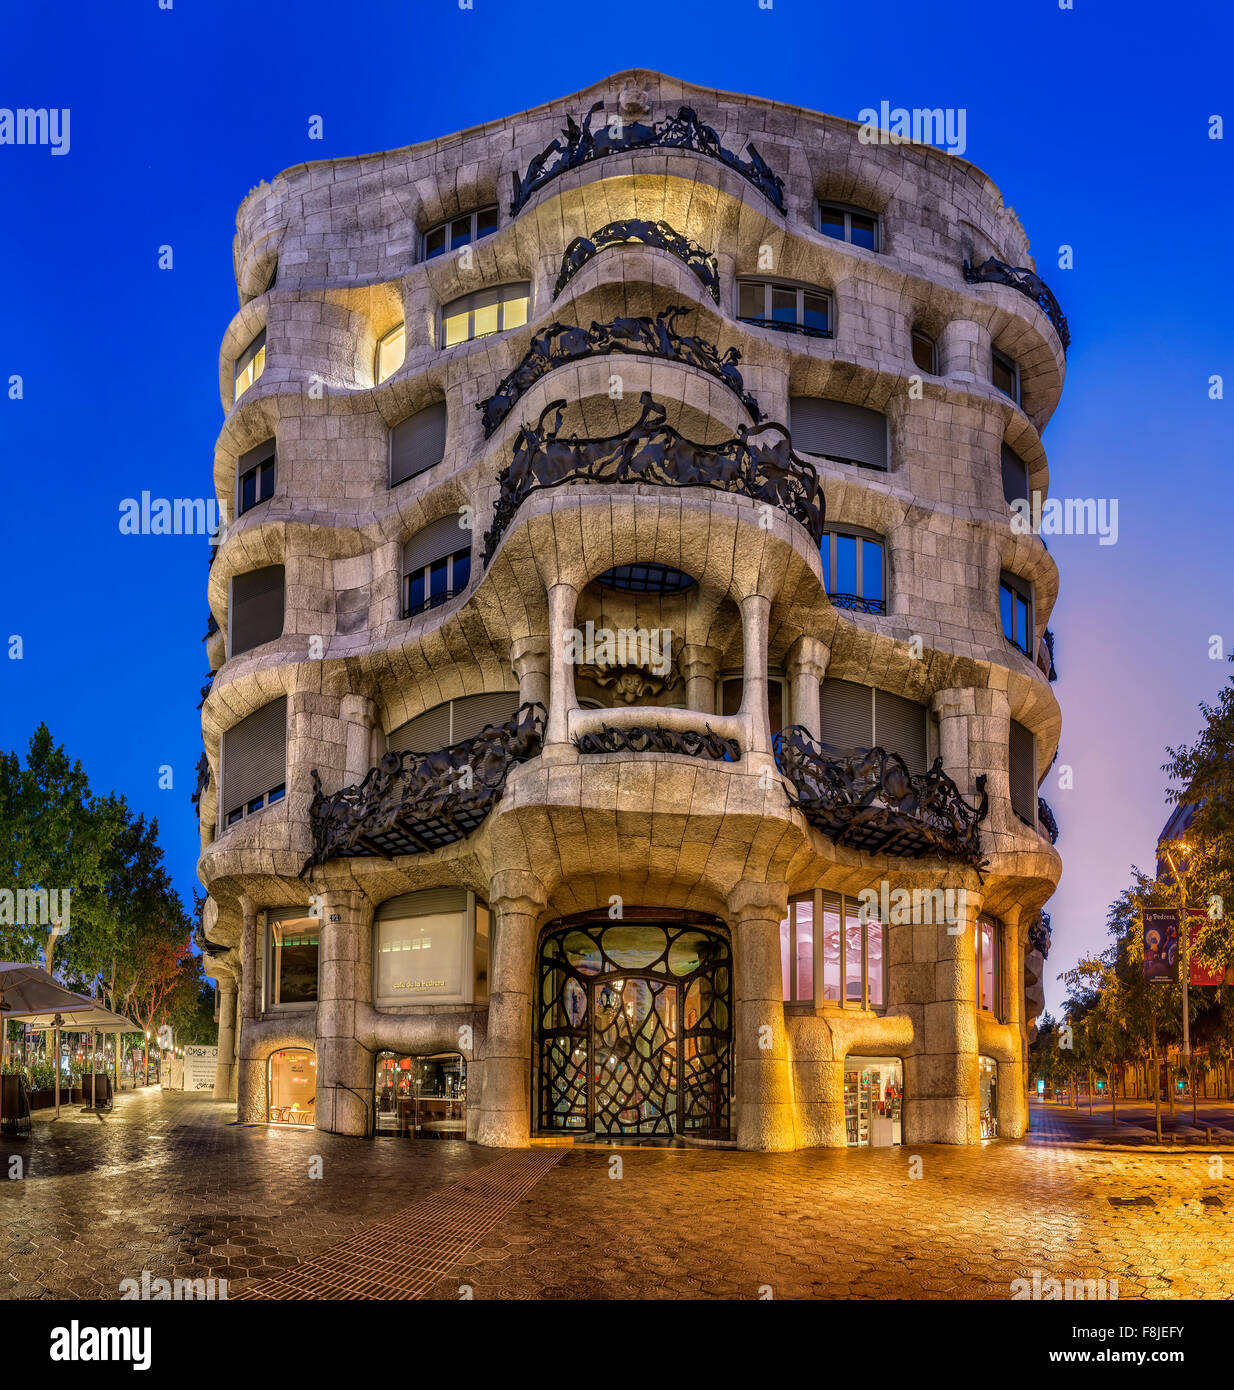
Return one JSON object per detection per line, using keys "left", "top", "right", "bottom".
{"left": 374, "top": 323, "right": 406, "bottom": 384}
{"left": 441, "top": 283, "right": 529, "bottom": 348}
{"left": 386, "top": 691, "right": 520, "bottom": 755}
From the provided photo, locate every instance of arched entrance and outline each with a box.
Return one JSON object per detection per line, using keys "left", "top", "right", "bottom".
{"left": 267, "top": 1048, "right": 316, "bottom": 1125}
{"left": 535, "top": 913, "right": 732, "bottom": 1140}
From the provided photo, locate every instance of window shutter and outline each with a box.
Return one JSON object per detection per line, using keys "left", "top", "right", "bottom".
{"left": 222, "top": 696, "right": 287, "bottom": 816}
{"left": 390, "top": 403, "right": 448, "bottom": 487}
{"left": 443, "top": 282, "right": 530, "bottom": 319}
{"left": 449, "top": 691, "right": 520, "bottom": 743}
{"left": 789, "top": 398, "right": 887, "bottom": 470}
{"left": 819, "top": 678, "right": 874, "bottom": 751}
{"left": 238, "top": 439, "right": 275, "bottom": 473}
{"left": 1008, "top": 719, "right": 1037, "bottom": 824}
{"left": 376, "top": 887, "right": 468, "bottom": 922}
{"left": 230, "top": 565, "right": 285, "bottom": 656}
{"left": 387, "top": 702, "right": 453, "bottom": 756}
{"left": 403, "top": 514, "right": 471, "bottom": 576}
{"left": 874, "top": 689, "right": 928, "bottom": 773}
{"left": 1001, "top": 445, "right": 1029, "bottom": 507}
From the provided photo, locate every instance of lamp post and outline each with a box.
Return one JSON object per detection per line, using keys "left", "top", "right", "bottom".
{"left": 1162, "top": 841, "right": 1191, "bottom": 1065}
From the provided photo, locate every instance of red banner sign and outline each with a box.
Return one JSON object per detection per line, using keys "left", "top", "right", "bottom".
{"left": 1188, "top": 910, "right": 1225, "bottom": 986}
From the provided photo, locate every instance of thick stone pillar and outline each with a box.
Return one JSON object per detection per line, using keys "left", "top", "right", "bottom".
{"left": 239, "top": 894, "right": 258, "bottom": 1024}
{"left": 340, "top": 693, "right": 380, "bottom": 783}
{"left": 213, "top": 976, "right": 238, "bottom": 1102}
{"left": 679, "top": 644, "right": 721, "bottom": 714}
{"left": 235, "top": 895, "right": 261, "bottom": 1120}
{"left": 939, "top": 318, "right": 987, "bottom": 383}
{"left": 545, "top": 583, "right": 578, "bottom": 746}
{"left": 476, "top": 873, "right": 546, "bottom": 1147}
{"left": 511, "top": 635, "right": 550, "bottom": 710}
{"left": 314, "top": 888, "right": 372, "bottom": 1136}
{"left": 737, "top": 593, "right": 772, "bottom": 753}
{"left": 730, "top": 881, "right": 795, "bottom": 1150}
{"left": 785, "top": 636, "right": 829, "bottom": 739}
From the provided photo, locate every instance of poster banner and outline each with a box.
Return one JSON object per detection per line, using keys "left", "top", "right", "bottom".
{"left": 1143, "top": 908, "right": 1179, "bottom": 983}
{"left": 1187, "top": 909, "right": 1225, "bottom": 987}
{"left": 183, "top": 1045, "right": 218, "bottom": 1092}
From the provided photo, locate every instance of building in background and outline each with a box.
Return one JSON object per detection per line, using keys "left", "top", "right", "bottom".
{"left": 196, "top": 70, "right": 1064, "bottom": 1149}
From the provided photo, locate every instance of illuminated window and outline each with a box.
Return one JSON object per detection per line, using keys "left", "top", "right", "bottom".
{"left": 780, "top": 895, "right": 815, "bottom": 1003}
{"left": 975, "top": 917, "right": 1004, "bottom": 1016}
{"left": 265, "top": 911, "right": 318, "bottom": 1007}
{"left": 233, "top": 329, "right": 266, "bottom": 402}
{"left": 441, "top": 283, "right": 530, "bottom": 348}
{"left": 374, "top": 323, "right": 406, "bottom": 384}
{"left": 422, "top": 205, "right": 499, "bottom": 261}
{"left": 782, "top": 891, "right": 885, "bottom": 1009}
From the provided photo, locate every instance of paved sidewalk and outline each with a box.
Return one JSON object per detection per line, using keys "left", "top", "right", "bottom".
{"left": 1028, "top": 1099, "right": 1234, "bottom": 1148}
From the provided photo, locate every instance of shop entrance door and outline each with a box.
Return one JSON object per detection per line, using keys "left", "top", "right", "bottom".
{"left": 844, "top": 1056, "right": 903, "bottom": 1147}
{"left": 591, "top": 976, "right": 678, "bottom": 1136}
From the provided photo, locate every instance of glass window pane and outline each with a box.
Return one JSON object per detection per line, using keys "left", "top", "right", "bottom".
{"left": 450, "top": 216, "right": 472, "bottom": 248}
{"left": 771, "top": 286, "right": 797, "bottom": 325}
{"left": 451, "top": 549, "right": 471, "bottom": 593}
{"left": 780, "top": 915, "right": 792, "bottom": 1001}
{"left": 768, "top": 679, "right": 783, "bottom": 736}
{"left": 980, "top": 921, "right": 994, "bottom": 1011}
{"left": 844, "top": 904, "right": 863, "bottom": 1005}
{"left": 1016, "top": 596, "right": 1030, "bottom": 651}
{"left": 241, "top": 469, "right": 256, "bottom": 513}
{"left": 429, "top": 556, "right": 449, "bottom": 598}
{"left": 259, "top": 460, "right": 275, "bottom": 501}
{"left": 803, "top": 293, "right": 829, "bottom": 334}
{"left": 819, "top": 207, "right": 845, "bottom": 239}
{"left": 425, "top": 226, "right": 446, "bottom": 259}
{"left": 822, "top": 898, "right": 841, "bottom": 1002}
{"left": 472, "top": 303, "right": 499, "bottom": 339}
{"left": 912, "top": 332, "right": 935, "bottom": 373}
{"left": 866, "top": 920, "right": 885, "bottom": 1008}
{"left": 738, "top": 282, "right": 764, "bottom": 319}
{"left": 407, "top": 570, "right": 426, "bottom": 613}
{"left": 442, "top": 311, "right": 469, "bottom": 347}
{"left": 376, "top": 324, "right": 406, "bottom": 384}
{"left": 1000, "top": 585, "right": 1015, "bottom": 642}
{"left": 992, "top": 354, "right": 1016, "bottom": 398}
{"left": 861, "top": 539, "right": 883, "bottom": 602}
{"left": 501, "top": 295, "right": 528, "bottom": 331}
{"left": 795, "top": 899, "right": 814, "bottom": 1002}
{"left": 836, "top": 534, "right": 857, "bottom": 596}
{"left": 476, "top": 206, "right": 499, "bottom": 237}
{"left": 849, "top": 214, "right": 877, "bottom": 250}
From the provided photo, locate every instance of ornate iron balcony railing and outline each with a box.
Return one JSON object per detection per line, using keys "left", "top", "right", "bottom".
{"left": 773, "top": 725, "right": 989, "bottom": 868}
{"left": 403, "top": 586, "right": 468, "bottom": 620}
{"left": 736, "top": 315, "right": 833, "bottom": 341}
{"left": 1037, "top": 796, "right": 1059, "bottom": 845}
{"left": 1029, "top": 908, "right": 1052, "bottom": 958}
{"left": 191, "top": 752, "right": 210, "bottom": 811}
{"left": 962, "top": 257, "right": 1071, "bottom": 351}
{"left": 574, "top": 723, "right": 741, "bottom": 762}
{"left": 555, "top": 219, "right": 719, "bottom": 302}
{"left": 509, "top": 101, "right": 785, "bottom": 216}
{"left": 1043, "top": 627, "right": 1057, "bottom": 682}
{"left": 477, "top": 306, "right": 762, "bottom": 439}
{"left": 302, "top": 702, "right": 545, "bottom": 871}
{"left": 829, "top": 593, "right": 886, "bottom": 616}
{"left": 481, "top": 391, "right": 825, "bottom": 566}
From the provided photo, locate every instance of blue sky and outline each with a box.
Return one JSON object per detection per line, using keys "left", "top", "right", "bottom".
{"left": 1, "top": 0, "right": 1230, "bottom": 1012}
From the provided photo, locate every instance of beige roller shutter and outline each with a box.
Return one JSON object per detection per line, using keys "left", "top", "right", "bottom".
{"left": 375, "top": 887, "right": 468, "bottom": 922}
{"left": 450, "top": 691, "right": 521, "bottom": 742}
{"left": 387, "top": 702, "right": 453, "bottom": 756}
{"left": 222, "top": 696, "right": 287, "bottom": 816}
{"left": 230, "top": 565, "right": 285, "bottom": 656}
{"left": 874, "top": 689, "right": 928, "bottom": 773}
{"left": 789, "top": 398, "right": 887, "bottom": 470}
{"left": 390, "top": 402, "right": 448, "bottom": 487}
{"left": 403, "top": 514, "right": 470, "bottom": 576}
{"left": 819, "top": 678, "right": 875, "bottom": 751}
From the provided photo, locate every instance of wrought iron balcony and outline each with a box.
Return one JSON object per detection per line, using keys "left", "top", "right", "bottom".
{"left": 736, "top": 315, "right": 833, "bottom": 341}
{"left": 192, "top": 752, "right": 210, "bottom": 811}
{"left": 962, "top": 257, "right": 1071, "bottom": 351}
{"left": 555, "top": 220, "right": 719, "bottom": 302}
{"left": 575, "top": 723, "right": 740, "bottom": 761}
{"left": 302, "top": 702, "right": 545, "bottom": 871}
{"left": 509, "top": 100, "right": 785, "bottom": 216}
{"left": 1037, "top": 796, "right": 1059, "bottom": 845}
{"left": 1028, "top": 908, "right": 1052, "bottom": 958}
{"left": 830, "top": 593, "right": 886, "bottom": 616}
{"left": 477, "top": 306, "right": 762, "bottom": 439}
{"left": 481, "top": 391, "right": 825, "bottom": 566}
{"left": 1042, "top": 627, "right": 1057, "bottom": 682}
{"left": 403, "top": 586, "right": 467, "bottom": 620}
{"left": 773, "top": 725, "right": 989, "bottom": 868}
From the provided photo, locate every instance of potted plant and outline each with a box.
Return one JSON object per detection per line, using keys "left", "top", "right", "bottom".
{"left": 26, "top": 1061, "right": 58, "bottom": 1111}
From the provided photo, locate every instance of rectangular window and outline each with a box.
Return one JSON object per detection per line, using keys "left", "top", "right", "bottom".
{"left": 844, "top": 903, "right": 863, "bottom": 1005}
{"left": 221, "top": 696, "right": 287, "bottom": 826}
{"left": 822, "top": 528, "right": 886, "bottom": 614}
{"left": 267, "top": 913, "right": 319, "bottom": 1007}
{"left": 1008, "top": 719, "right": 1037, "bottom": 827}
{"left": 788, "top": 397, "right": 888, "bottom": 470}
{"left": 784, "top": 893, "right": 887, "bottom": 1012}
{"left": 999, "top": 572, "right": 1034, "bottom": 656}
{"left": 230, "top": 565, "right": 285, "bottom": 657}
{"left": 1000, "top": 444, "right": 1029, "bottom": 509}
{"left": 818, "top": 202, "right": 880, "bottom": 252}
{"left": 390, "top": 402, "right": 448, "bottom": 487}
{"left": 422, "top": 206, "right": 499, "bottom": 261}
{"left": 821, "top": 892, "right": 842, "bottom": 1002}
{"left": 441, "top": 283, "right": 530, "bottom": 347}
{"left": 736, "top": 280, "right": 832, "bottom": 338}
{"left": 375, "top": 323, "right": 406, "bottom": 384}
{"left": 237, "top": 441, "right": 275, "bottom": 516}
{"left": 992, "top": 348, "right": 1020, "bottom": 404}
{"left": 911, "top": 330, "right": 938, "bottom": 375}
{"left": 780, "top": 896, "right": 815, "bottom": 1003}
{"left": 975, "top": 917, "right": 1003, "bottom": 1017}
{"left": 233, "top": 329, "right": 266, "bottom": 402}
{"left": 373, "top": 889, "right": 475, "bottom": 1006}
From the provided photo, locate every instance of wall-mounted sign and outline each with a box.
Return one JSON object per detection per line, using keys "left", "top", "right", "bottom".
{"left": 1143, "top": 908, "right": 1179, "bottom": 983}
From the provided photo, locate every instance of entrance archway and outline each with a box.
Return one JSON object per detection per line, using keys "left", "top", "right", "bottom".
{"left": 535, "top": 913, "right": 732, "bottom": 1139}
{"left": 267, "top": 1048, "right": 316, "bottom": 1125}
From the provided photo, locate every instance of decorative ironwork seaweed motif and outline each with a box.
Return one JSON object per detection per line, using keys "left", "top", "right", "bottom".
{"left": 554, "top": 219, "right": 719, "bottom": 302}
{"left": 1037, "top": 796, "right": 1060, "bottom": 845}
{"left": 481, "top": 391, "right": 825, "bottom": 566}
{"left": 962, "top": 257, "right": 1071, "bottom": 351}
{"left": 773, "top": 724, "right": 989, "bottom": 869}
{"left": 301, "top": 702, "right": 545, "bottom": 872}
{"left": 509, "top": 100, "right": 786, "bottom": 216}
{"left": 477, "top": 306, "right": 762, "bottom": 438}
{"left": 829, "top": 593, "right": 887, "bottom": 616}
{"left": 574, "top": 723, "right": 741, "bottom": 762}
{"left": 1043, "top": 627, "right": 1057, "bottom": 682}
{"left": 1028, "top": 909, "right": 1052, "bottom": 958}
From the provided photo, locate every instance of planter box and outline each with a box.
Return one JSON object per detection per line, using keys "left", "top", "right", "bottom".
{"left": 28, "top": 1089, "right": 55, "bottom": 1111}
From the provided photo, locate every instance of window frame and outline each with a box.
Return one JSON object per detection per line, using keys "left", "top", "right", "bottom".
{"left": 782, "top": 890, "right": 886, "bottom": 1011}
{"left": 999, "top": 570, "right": 1035, "bottom": 657}
{"left": 374, "top": 322, "right": 407, "bottom": 385}
{"left": 371, "top": 890, "right": 487, "bottom": 1008}
{"left": 233, "top": 329, "right": 267, "bottom": 403}
{"left": 991, "top": 346, "right": 1021, "bottom": 405}
{"left": 403, "top": 545, "right": 472, "bottom": 619}
{"left": 421, "top": 205, "right": 500, "bottom": 261}
{"left": 821, "top": 525, "right": 887, "bottom": 614}
{"left": 236, "top": 445, "right": 276, "bottom": 517}
{"left": 911, "top": 328, "right": 939, "bottom": 375}
{"left": 262, "top": 910, "right": 320, "bottom": 1013}
{"left": 439, "top": 283, "right": 530, "bottom": 349}
{"left": 816, "top": 200, "right": 881, "bottom": 252}
{"left": 736, "top": 278, "right": 833, "bottom": 339}
{"left": 975, "top": 916, "right": 1004, "bottom": 1019}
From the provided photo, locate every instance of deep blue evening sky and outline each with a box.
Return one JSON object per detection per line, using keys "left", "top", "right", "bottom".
{"left": 1, "top": 0, "right": 1230, "bottom": 1012}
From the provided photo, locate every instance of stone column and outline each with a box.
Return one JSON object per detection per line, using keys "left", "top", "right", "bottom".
{"left": 475, "top": 874, "right": 546, "bottom": 1147}
{"left": 340, "top": 693, "right": 380, "bottom": 783}
{"left": 545, "top": 583, "right": 578, "bottom": 747}
{"left": 737, "top": 593, "right": 772, "bottom": 754}
{"left": 730, "top": 881, "right": 795, "bottom": 1151}
{"left": 314, "top": 888, "right": 372, "bottom": 1136}
{"left": 213, "top": 975, "right": 238, "bottom": 1102}
{"left": 940, "top": 318, "right": 987, "bottom": 383}
{"left": 785, "top": 636, "right": 829, "bottom": 739}
{"left": 235, "top": 895, "right": 260, "bottom": 1120}
{"left": 679, "top": 644, "right": 721, "bottom": 715}
{"left": 511, "top": 635, "right": 550, "bottom": 711}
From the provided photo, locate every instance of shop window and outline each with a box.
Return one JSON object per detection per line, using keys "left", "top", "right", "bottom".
{"left": 780, "top": 894, "right": 814, "bottom": 1003}
{"left": 423, "top": 205, "right": 499, "bottom": 261}
{"left": 374, "top": 1052, "right": 466, "bottom": 1138}
{"left": 822, "top": 527, "right": 886, "bottom": 614}
{"left": 372, "top": 888, "right": 490, "bottom": 1007}
{"left": 911, "top": 329, "right": 938, "bottom": 375}
{"left": 844, "top": 1056, "right": 902, "bottom": 1146}
{"left": 441, "top": 282, "right": 530, "bottom": 348}
{"left": 992, "top": 346, "right": 1020, "bottom": 404}
{"left": 818, "top": 202, "right": 880, "bottom": 251}
{"left": 737, "top": 279, "right": 832, "bottom": 338}
{"left": 788, "top": 891, "right": 886, "bottom": 1009}
{"left": 374, "top": 323, "right": 406, "bottom": 384}
{"left": 233, "top": 328, "right": 266, "bottom": 403}
{"left": 267, "top": 1048, "right": 316, "bottom": 1125}
{"left": 236, "top": 441, "right": 276, "bottom": 516}
{"left": 264, "top": 909, "right": 319, "bottom": 1008}
{"left": 979, "top": 1054, "right": 999, "bottom": 1137}
{"left": 975, "top": 917, "right": 1004, "bottom": 1017}
{"left": 1000, "top": 571, "right": 1034, "bottom": 656}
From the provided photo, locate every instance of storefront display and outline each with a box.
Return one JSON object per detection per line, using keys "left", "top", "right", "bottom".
{"left": 373, "top": 889, "right": 488, "bottom": 1007}
{"left": 374, "top": 1052, "right": 466, "bottom": 1139}
{"left": 844, "top": 1056, "right": 903, "bottom": 1147}
{"left": 979, "top": 1055, "right": 998, "bottom": 1137}
{"left": 268, "top": 1048, "right": 316, "bottom": 1125}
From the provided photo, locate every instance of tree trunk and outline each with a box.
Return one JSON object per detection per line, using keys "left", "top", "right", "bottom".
{"left": 1088, "top": 1068, "right": 1094, "bottom": 1115}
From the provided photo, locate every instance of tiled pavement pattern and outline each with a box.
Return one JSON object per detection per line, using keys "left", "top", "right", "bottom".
{"left": 1029, "top": 1100, "right": 1234, "bottom": 1147}
{"left": 4, "top": 1091, "right": 1234, "bottom": 1300}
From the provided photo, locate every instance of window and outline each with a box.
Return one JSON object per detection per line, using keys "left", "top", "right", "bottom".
{"left": 441, "top": 283, "right": 529, "bottom": 348}
{"left": 1000, "top": 571, "right": 1034, "bottom": 656}
{"left": 991, "top": 347, "right": 1020, "bottom": 404}
{"left": 267, "top": 1048, "right": 316, "bottom": 1125}
{"left": 821, "top": 527, "right": 885, "bottom": 614}
{"left": 721, "top": 675, "right": 785, "bottom": 735}
{"left": 374, "top": 323, "right": 406, "bottom": 384}
{"left": 373, "top": 1052, "right": 467, "bottom": 1138}
{"left": 911, "top": 329, "right": 938, "bottom": 374}
{"left": 229, "top": 565, "right": 285, "bottom": 656}
{"left": 789, "top": 397, "right": 888, "bottom": 471}
{"left": 233, "top": 329, "right": 266, "bottom": 402}
{"left": 423, "top": 205, "right": 499, "bottom": 261}
{"left": 818, "top": 678, "right": 928, "bottom": 774}
{"left": 784, "top": 891, "right": 886, "bottom": 1008}
{"left": 1000, "top": 444, "right": 1029, "bottom": 509}
{"left": 403, "top": 515, "right": 472, "bottom": 617}
{"left": 737, "top": 280, "right": 832, "bottom": 338}
{"left": 265, "top": 909, "right": 318, "bottom": 1008}
{"left": 975, "top": 917, "right": 1004, "bottom": 1017}
{"left": 818, "top": 202, "right": 880, "bottom": 251}
{"left": 596, "top": 563, "right": 696, "bottom": 594}
{"left": 221, "top": 695, "right": 287, "bottom": 827}
{"left": 1008, "top": 719, "right": 1037, "bottom": 828}
{"left": 387, "top": 691, "right": 521, "bottom": 755}
{"left": 390, "top": 402, "right": 447, "bottom": 487}
{"left": 373, "top": 889, "right": 488, "bottom": 1007}
{"left": 237, "top": 441, "right": 275, "bottom": 515}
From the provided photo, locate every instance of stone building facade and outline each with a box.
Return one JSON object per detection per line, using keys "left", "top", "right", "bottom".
{"left": 198, "top": 71, "right": 1064, "bottom": 1150}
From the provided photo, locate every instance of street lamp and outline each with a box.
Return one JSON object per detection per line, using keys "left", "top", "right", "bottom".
{"left": 1162, "top": 840, "right": 1191, "bottom": 1061}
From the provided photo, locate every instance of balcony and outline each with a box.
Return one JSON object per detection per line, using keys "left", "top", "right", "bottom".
{"left": 480, "top": 391, "right": 825, "bottom": 566}
{"left": 1037, "top": 628, "right": 1057, "bottom": 682}
{"left": 962, "top": 257, "right": 1071, "bottom": 351}
{"left": 737, "top": 315, "right": 833, "bottom": 341}
{"left": 554, "top": 219, "right": 719, "bottom": 303}
{"left": 773, "top": 725, "right": 989, "bottom": 868}
{"left": 1037, "top": 796, "right": 1059, "bottom": 845}
{"left": 302, "top": 703, "right": 545, "bottom": 872}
